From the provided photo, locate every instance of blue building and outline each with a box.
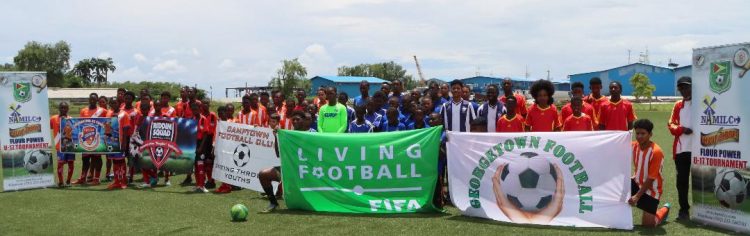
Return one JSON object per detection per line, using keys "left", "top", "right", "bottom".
{"left": 568, "top": 63, "right": 691, "bottom": 97}
{"left": 309, "top": 76, "right": 386, "bottom": 98}
{"left": 459, "top": 76, "right": 563, "bottom": 94}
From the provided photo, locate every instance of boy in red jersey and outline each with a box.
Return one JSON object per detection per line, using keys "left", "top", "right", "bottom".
{"left": 630, "top": 119, "right": 671, "bottom": 227}
{"left": 599, "top": 81, "right": 636, "bottom": 131}
{"left": 584, "top": 77, "right": 609, "bottom": 128}
{"left": 201, "top": 98, "right": 219, "bottom": 189}
{"left": 496, "top": 96, "right": 525, "bottom": 132}
{"left": 51, "top": 102, "right": 74, "bottom": 187}
{"left": 562, "top": 96, "right": 595, "bottom": 131}
{"left": 560, "top": 82, "right": 595, "bottom": 123}
{"left": 525, "top": 80, "right": 560, "bottom": 132}
{"left": 190, "top": 102, "right": 209, "bottom": 193}
{"left": 500, "top": 78, "right": 528, "bottom": 118}
{"left": 120, "top": 92, "right": 139, "bottom": 184}
{"left": 73, "top": 93, "right": 108, "bottom": 185}
{"left": 106, "top": 98, "right": 132, "bottom": 190}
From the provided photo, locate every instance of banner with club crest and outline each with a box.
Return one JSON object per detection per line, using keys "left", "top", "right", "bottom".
{"left": 60, "top": 117, "right": 121, "bottom": 154}
{"left": 129, "top": 117, "right": 197, "bottom": 173}
{"left": 447, "top": 131, "right": 633, "bottom": 230}
{"left": 212, "top": 121, "right": 278, "bottom": 192}
{"left": 279, "top": 126, "right": 442, "bottom": 213}
{"left": 0, "top": 72, "right": 54, "bottom": 191}
{"left": 691, "top": 43, "right": 750, "bottom": 233}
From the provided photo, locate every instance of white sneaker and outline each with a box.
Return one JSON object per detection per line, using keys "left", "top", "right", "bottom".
{"left": 165, "top": 180, "right": 171, "bottom": 186}
{"left": 194, "top": 187, "right": 208, "bottom": 193}
{"left": 140, "top": 183, "right": 151, "bottom": 188}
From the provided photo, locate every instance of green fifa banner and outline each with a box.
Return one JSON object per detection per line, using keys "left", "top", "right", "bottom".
{"left": 279, "top": 126, "right": 442, "bottom": 213}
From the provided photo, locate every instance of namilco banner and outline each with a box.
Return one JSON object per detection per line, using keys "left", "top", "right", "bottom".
{"left": 279, "top": 126, "right": 442, "bottom": 213}
{"left": 213, "top": 121, "right": 278, "bottom": 192}
{"left": 129, "top": 117, "right": 196, "bottom": 173}
{"left": 0, "top": 72, "right": 54, "bottom": 191}
{"left": 447, "top": 131, "right": 633, "bottom": 230}
{"left": 691, "top": 43, "right": 750, "bottom": 233}
{"left": 60, "top": 117, "right": 121, "bottom": 154}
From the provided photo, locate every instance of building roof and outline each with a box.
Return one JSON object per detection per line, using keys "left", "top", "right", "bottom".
{"left": 568, "top": 62, "right": 684, "bottom": 77}
{"left": 47, "top": 87, "right": 118, "bottom": 99}
{"left": 311, "top": 76, "right": 386, "bottom": 83}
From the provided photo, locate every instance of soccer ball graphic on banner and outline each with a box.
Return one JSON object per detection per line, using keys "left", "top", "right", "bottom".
{"left": 23, "top": 149, "right": 51, "bottom": 174}
{"left": 499, "top": 152, "right": 558, "bottom": 212}
{"left": 714, "top": 169, "right": 749, "bottom": 209}
{"left": 233, "top": 143, "right": 251, "bottom": 167}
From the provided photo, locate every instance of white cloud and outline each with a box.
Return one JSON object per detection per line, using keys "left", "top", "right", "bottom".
{"left": 152, "top": 59, "right": 186, "bottom": 74}
{"left": 191, "top": 48, "right": 200, "bottom": 56}
{"left": 97, "top": 52, "right": 111, "bottom": 59}
{"left": 133, "top": 53, "right": 148, "bottom": 62}
{"left": 111, "top": 66, "right": 153, "bottom": 82}
{"left": 218, "top": 59, "right": 235, "bottom": 70}
{"left": 298, "top": 43, "right": 335, "bottom": 76}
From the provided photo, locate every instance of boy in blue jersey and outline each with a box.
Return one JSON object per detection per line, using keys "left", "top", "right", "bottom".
{"left": 408, "top": 107, "right": 429, "bottom": 130}
{"left": 428, "top": 112, "right": 447, "bottom": 207}
{"left": 349, "top": 106, "right": 375, "bottom": 133}
{"left": 338, "top": 92, "right": 355, "bottom": 129}
{"left": 381, "top": 107, "right": 406, "bottom": 132}
{"left": 364, "top": 97, "right": 384, "bottom": 131}
{"left": 440, "top": 80, "right": 476, "bottom": 132}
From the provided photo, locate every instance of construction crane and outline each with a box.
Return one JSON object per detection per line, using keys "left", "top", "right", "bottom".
{"left": 413, "top": 55, "right": 426, "bottom": 87}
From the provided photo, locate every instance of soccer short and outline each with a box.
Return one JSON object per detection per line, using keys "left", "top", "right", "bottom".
{"left": 57, "top": 152, "right": 75, "bottom": 161}
{"left": 631, "top": 179, "right": 659, "bottom": 214}
{"left": 107, "top": 153, "right": 126, "bottom": 160}
{"left": 201, "top": 135, "right": 214, "bottom": 160}
{"left": 81, "top": 154, "right": 99, "bottom": 159}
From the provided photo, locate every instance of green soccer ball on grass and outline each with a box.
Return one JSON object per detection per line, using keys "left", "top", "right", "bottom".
{"left": 230, "top": 204, "right": 249, "bottom": 221}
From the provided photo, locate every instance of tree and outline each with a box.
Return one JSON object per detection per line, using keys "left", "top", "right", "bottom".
{"left": 268, "top": 58, "right": 308, "bottom": 97}
{"left": 629, "top": 73, "right": 656, "bottom": 109}
{"left": 72, "top": 58, "right": 94, "bottom": 85}
{"left": 13, "top": 41, "right": 71, "bottom": 87}
{"left": 72, "top": 57, "right": 116, "bottom": 87}
{"left": 92, "top": 57, "right": 116, "bottom": 86}
{"left": 337, "top": 61, "right": 417, "bottom": 90}
{"left": 0, "top": 63, "right": 15, "bottom": 71}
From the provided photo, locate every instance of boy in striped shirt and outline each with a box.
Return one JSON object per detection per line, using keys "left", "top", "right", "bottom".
{"left": 630, "top": 119, "right": 671, "bottom": 227}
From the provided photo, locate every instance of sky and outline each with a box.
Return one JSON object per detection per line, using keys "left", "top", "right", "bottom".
{"left": 1, "top": 0, "right": 748, "bottom": 98}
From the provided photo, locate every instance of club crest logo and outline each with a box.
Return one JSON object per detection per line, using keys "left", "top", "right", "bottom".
{"left": 79, "top": 125, "right": 100, "bottom": 151}
{"left": 13, "top": 82, "right": 31, "bottom": 103}
{"left": 709, "top": 61, "right": 731, "bottom": 94}
{"left": 139, "top": 118, "right": 181, "bottom": 169}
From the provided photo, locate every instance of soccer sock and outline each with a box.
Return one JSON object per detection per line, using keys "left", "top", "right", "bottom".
{"left": 92, "top": 156, "right": 102, "bottom": 180}
{"left": 66, "top": 161, "right": 74, "bottom": 183}
{"left": 205, "top": 159, "right": 214, "bottom": 181}
{"left": 263, "top": 185, "right": 278, "bottom": 205}
{"left": 56, "top": 161, "right": 65, "bottom": 184}
{"left": 195, "top": 161, "right": 205, "bottom": 188}
{"left": 114, "top": 160, "right": 125, "bottom": 185}
{"left": 142, "top": 168, "right": 152, "bottom": 183}
{"left": 656, "top": 206, "right": 669, "bottom": 224}
{"left": 105, "top": 158, "right": 112, "bottom": 176}
{"left": 80, "top": 157, "right": 90, "bottom": 180}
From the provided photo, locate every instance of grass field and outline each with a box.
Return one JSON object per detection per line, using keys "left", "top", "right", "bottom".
{"left": 0, "top": 103, "right": 740, "bottom": 235}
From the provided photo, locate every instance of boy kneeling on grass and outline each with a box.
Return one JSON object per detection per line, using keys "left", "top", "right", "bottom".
{"left": 630, "top": 119, "right": 671, "bottom": 227}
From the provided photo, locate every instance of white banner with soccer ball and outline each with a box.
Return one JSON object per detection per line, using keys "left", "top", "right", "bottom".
{"left": 447, "top": 131, "right": 633, "bottom": 230}
{"left": 690, "top": 43, "right": 750, "bottom": 233}
{"left": 0, "top": 72, "right": 54, "bottom": 191}
{"left": 212, "top": 121, "right": 278, "bottom": 192}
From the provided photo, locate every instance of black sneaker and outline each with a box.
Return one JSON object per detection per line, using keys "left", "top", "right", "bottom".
{"left": 181, "top": 176, "right": 193, "bottom": 186}
{"left": 677, "top": 211, "right": 689, "bottom": 220}
{"left": 205, "top": 181, "right": 216, "bottom": 189}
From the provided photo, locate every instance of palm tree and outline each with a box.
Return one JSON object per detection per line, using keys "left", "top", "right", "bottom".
{"left": 92, "top": 57, "right": 116, "bottom": 87}
{"left": 72, "top": 58, "right": 94, "bottom": 85}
